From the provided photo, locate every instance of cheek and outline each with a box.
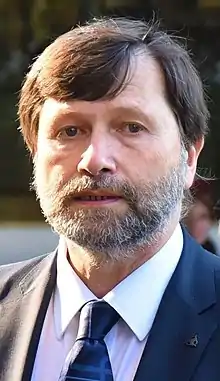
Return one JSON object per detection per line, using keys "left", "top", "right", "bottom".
{"left": 35, "top": 145, "right": 79, "bottom": 187}
{"left": 123, "top": 141, "right": 181, "bottom": 182}
{"left": 150, "top": 137, "right": 182, "bottom": 171}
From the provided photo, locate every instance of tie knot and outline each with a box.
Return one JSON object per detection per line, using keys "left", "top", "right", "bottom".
{"left": 76, "top": 300, "right": 119, "bottom": 341}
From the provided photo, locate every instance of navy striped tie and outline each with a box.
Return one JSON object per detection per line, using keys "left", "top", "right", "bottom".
{"left": 61, "top": 300, "right": 119, "bottom": 381}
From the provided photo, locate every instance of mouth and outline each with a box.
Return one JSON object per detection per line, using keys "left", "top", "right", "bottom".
{"left": 71, "top": 191, "right": 123, "bottom": 206}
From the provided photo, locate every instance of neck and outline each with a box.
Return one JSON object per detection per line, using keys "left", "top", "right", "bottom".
{"left": 66, "top": 219, "right": 179, "bottom": 298}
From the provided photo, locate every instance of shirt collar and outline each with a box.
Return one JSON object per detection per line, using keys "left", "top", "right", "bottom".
{"left": 54, "top": 224, "right": 183, "bottom": 341}
{"left": 54, "top": 238, "right": 97, "bottom": 340}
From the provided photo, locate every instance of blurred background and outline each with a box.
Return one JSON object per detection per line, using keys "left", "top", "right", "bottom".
{"left": 0, "top": 0, "right": 220, "bottom": 264}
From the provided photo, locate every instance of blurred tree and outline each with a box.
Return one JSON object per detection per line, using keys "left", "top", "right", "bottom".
{"left": 31, "top": 0, "right": 79, "bottom": 43}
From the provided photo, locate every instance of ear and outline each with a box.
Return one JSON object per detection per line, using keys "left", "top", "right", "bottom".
{"left": 185, "top": 138, "right": 204, "bottom": 189}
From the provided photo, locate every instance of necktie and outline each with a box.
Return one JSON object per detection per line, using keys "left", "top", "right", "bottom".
{"left": 60, "top": 300, "right": 119, "bottom": 381}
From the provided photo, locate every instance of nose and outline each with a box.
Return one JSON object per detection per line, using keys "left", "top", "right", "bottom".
{"left": 77, "top": 140, "right": 117, "bottom": 176}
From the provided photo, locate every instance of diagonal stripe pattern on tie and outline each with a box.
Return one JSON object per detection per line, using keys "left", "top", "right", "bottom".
{"left": 61, "top": 300, "right": 119, "bottom": 381}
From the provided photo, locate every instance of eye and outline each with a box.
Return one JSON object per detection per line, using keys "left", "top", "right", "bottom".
{"left": 58, "top": 126, "right": 79, "bottom": 138}
{"left": 123, "top": 122, "right": 145, "bottom": 134}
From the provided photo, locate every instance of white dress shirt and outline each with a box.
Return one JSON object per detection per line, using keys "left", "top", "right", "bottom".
{"left": 31, "top": 224, "right": 183, "bottom": 381}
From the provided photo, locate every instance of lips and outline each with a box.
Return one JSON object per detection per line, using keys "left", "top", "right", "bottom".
{"left": 74, "top": 195, "right": 119, "bottom": 201}
{"left": 72, "top": 190, "right": 122, "bottom": 202}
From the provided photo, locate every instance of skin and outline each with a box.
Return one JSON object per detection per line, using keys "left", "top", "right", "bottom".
{"left": 36, "top": 54, "right": 204, "bottom": 297}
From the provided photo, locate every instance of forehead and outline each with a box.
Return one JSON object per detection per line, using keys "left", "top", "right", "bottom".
{"left": 40, "top": 54, "right": 167, "bottom": 118}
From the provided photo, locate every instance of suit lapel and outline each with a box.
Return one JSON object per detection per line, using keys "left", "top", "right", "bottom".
{"left": 0, "top": 252, "right": 57, "bottom": 381}
{"left": 134, "top": 229, "right": 218, "bottom": 381}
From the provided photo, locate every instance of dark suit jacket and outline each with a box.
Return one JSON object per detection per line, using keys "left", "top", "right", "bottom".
{"left": 1, "top": 228, "right": 220, "bottom": 381}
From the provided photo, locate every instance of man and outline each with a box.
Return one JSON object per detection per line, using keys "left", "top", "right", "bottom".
{"left": 1, "top": 17, "right": 219, "bottom": 381}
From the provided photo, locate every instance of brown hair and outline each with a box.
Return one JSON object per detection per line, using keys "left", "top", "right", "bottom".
{"left": 18, "top": 17, "right": 209, "bottom": 154}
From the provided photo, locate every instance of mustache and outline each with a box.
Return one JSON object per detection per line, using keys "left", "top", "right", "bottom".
{"left": 52, "top": 175, "right": 137, "bottom": 202}
{"left": 31, "top": 169, "right": 137, "bottom": 202}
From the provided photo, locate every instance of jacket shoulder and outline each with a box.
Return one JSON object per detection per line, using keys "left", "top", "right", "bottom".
{"left": 183, "top": 226, "right": 220, "bottom": 271}
{"left": 201, "top": 248, "right": 220, "bottom": 269}
{"left": 209, "top": 251, "right": 220, "bottom": 289}
{"left": 191, "top": 240, "right": 220, "bottom": 300}
{"left": 0, "top": 252, "right": 56, "bottom": 291}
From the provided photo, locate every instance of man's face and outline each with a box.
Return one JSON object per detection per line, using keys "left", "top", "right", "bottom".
{"left": 33, "top": 54, "right": 191, "bottom": 261}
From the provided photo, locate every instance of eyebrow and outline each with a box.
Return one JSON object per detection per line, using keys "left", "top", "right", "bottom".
{"left": 109, "top": 105, "right": 152, "bottom": 120}
{"left": 104, "top": 105, "right": 155, "bottom": 129}
{"left": 49, "top": 110, "right": 89, "bottom": 125}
